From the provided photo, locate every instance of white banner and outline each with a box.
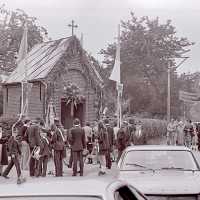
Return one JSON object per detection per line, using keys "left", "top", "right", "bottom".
{"left": 179, "top": 90, "right": 200, "bottom": 102}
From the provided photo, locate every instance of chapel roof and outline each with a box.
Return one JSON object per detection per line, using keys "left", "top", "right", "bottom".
{"left": 5, "top": 36, "right": 103, "bottom": 87}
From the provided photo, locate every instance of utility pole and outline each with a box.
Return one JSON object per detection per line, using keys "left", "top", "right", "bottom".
{"left": 68, "top": 20, "right": 78, "bottom": 36}
{"left": 167, "top": 57, "right": 189, "bottom": 122}
{"left": 167, "top": 65, "right": 171, "bottom": 122}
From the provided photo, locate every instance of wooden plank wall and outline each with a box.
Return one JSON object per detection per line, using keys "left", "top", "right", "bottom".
{"left": 3, "top": 84, "right": 21, "bottom": 117}
{"left": 3, "top": 82, "right": 45, "bottom": 120}
{"left": 28, "top": 82, "right": 44, "bottom": 119}
{"left": 3, "top": 54, "right": 99, "bottom": 124}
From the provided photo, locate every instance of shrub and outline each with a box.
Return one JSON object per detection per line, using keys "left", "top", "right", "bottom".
{"left": 0, "top": 116, "right": 23, "bottom": 136}
{"left": 125, "top": 116, "right": 167, "bottom": 141}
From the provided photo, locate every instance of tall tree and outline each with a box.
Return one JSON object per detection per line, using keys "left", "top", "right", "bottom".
{"left": 0, "top": 4, "right": 48, "bottom": 72}
{"left": 100, "top": 12, "right": 194, "bottom": 118}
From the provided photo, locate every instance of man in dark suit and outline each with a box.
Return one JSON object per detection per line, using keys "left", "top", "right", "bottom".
{"left": 0, "top": 129, "right": 8, "bottom": 176}
{"left": 51, "top": 118, "right": 65, "bottom": 177}
{"left": 26, "top": 118, "right": 41, "bottom": 177}
{"left": 104, "top": 119, "right": 114, "bottom": 169}
{"left": 116, "top": 125, "right": 130, "bottom": 163}
{"left": 69, "top": 118, "right": 86, "bottom": 176}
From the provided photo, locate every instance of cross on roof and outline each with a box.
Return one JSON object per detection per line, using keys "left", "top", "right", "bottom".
{"left": 68, "top": 20, "right": 78, "bottom": 36}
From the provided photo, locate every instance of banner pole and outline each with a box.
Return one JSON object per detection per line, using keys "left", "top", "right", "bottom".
{"left": 183, "top": 102, "right": 186, "bottom": 121}
{"left": 117, "top": 88, "right": 120, "bottom": 128}
{"left": 167, "top": 66, "right": 171, "bottom": 122}
{"left": 21, "top": 82, "right": 24, "bottom": 115}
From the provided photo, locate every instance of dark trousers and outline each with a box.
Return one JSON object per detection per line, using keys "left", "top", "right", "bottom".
{"left": 72, "top": 151, "right": 83, "bottom": 175}
{"left": 3, "top": 155, "right": 21, "bottom": 178}
{"left": 106, "top": 149, "right": 112, "bottom": 169}
{"left": 29, "top": 147, "right": 38, "bottom": 176}
{"left": 36, "top": 155, "right": 48, "bottom": 177}
{"left": 54, "top": 150, "right": 63, "bottom": 177}
{"left": 198, "top": 140, "right": 200, "bottom": 151}
{"left": 69, "top": 149, "right": 73, "bottom": 168}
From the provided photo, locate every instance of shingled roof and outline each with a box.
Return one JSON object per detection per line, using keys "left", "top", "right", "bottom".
{"left": 5, "top": 36, "right": 103, "bottom": 86}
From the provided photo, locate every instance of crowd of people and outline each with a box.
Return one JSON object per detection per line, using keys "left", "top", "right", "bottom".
{"left": 1, "top": 116, "right": 200, "bottom": 184}
{"left": 167, "top": 118, "right": 200, "bottom": 149}
{"left": 0, "top": 117, "right": 141, "bottom": 184}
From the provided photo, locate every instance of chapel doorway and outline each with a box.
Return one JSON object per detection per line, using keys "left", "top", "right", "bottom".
{"left": 61, "top": 98, "right": 85, "bottom": 129}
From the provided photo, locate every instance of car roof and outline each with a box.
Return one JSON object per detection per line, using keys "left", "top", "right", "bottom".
{"left": 124, "top": 145, "right": 191, "bottom": 152}
{"left": 0, "top": 177, "right": 123, "bottom": 197}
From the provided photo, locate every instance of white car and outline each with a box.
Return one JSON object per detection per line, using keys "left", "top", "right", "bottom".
{"left": 0, "top": 177, "right": 147, "bottom": 200}
{"left": 118, "top": 145, "right": 200, "bottom": 200}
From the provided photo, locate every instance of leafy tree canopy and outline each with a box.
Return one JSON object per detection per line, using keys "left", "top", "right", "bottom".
{"left": 0, "top": 4, "right": 48, "bottom": 72}
{"left": 100, "top": 12, "right": 194, "bottom": 118}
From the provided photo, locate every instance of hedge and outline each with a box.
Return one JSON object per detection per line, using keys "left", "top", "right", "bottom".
{"left": 0, "top": 116, "right": 23, "bottom": 136}
{"left": 126, "top": 116, "right": 167, "bottom": 141}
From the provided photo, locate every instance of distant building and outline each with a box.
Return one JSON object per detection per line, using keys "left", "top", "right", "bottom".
{"left": 2, "top": 36, "right": 104, "bottom": 128}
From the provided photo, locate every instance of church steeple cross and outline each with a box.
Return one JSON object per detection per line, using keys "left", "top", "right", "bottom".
{"left": 68, "top": 20, "right": 78, "bottom": 36}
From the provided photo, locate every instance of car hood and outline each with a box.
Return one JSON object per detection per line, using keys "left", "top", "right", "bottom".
{"left": 119, "top": 170, "right": 200, "bottom": 195}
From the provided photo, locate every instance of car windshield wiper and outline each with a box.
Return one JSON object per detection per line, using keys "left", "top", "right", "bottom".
{"left": 160, "top": 167, "right": 194, "bottom": 171}
{"left": 125, "top": 163, "right": 155, "bottom": 171}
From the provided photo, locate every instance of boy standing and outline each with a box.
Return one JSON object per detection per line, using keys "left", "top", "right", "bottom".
{"left": 36, "top": 131, "right": 51, "bottom": 177}
{"left": 2, "top": 135, "right": 25, "bottom": 184}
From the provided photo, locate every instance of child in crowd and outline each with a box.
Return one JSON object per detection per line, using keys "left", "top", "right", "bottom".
{"left": 86, "top": 136, "right": 93, "bottom": 164}
{"left": 36, "top": 130, "right": 51, "bottom": 177}
{"left": 2, "top": 135, "right": 25, "bottom": 184}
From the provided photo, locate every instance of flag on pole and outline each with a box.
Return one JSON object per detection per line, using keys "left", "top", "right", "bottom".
{"left": 109, "top": 25, "right": 120, "bottom": 83}
{"left": 12, "top": 23, "right": 29, "bottom": 135}
{"left": 109, "top": 25, "right": 122, "bottom": 127}
{"left": 17, "top": 22, "right": 28, "bottom": 64}
{"left": 80, "top": 33, "right": 83, "bottom": 48}
{"left": 17, "top": 22, "right": 28, "bottom": 116}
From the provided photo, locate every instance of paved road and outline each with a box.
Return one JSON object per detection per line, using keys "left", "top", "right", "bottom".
{"left": 147, "top": 136, "right": 167, "bottom": 145}
{"left": 0, "top": 160, "right": 119, "bottom": 185}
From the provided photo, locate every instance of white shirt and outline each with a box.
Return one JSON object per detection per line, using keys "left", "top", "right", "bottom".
{"left": 113, "top": 127, "right": 119, "bottom": 140}
{"left": 83, "top": 126, "right": 92, "bottom": 139}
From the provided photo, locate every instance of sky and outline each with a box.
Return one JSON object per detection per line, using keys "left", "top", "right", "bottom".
{"left": 1, "top": 0, "right": 200, "bottom": 73}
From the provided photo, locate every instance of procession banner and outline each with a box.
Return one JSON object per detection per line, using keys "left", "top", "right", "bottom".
{"left": 179, "top": 90, "right": 200, "bottom": 102}
{"left": 109, "top": 25, "right": 120, "bottom": 83}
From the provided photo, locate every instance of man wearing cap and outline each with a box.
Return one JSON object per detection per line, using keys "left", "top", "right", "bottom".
{"left": 26, "top": 118, "right": 41, "bottom": 177}
{"left": 104, "top": 119, "right": 114, "bottom": 169}
{"left": 69, "top": 118, "right": 86, "bottom": 176}
{"left": 51, "top": 118, "right": 66, "bottom": 177}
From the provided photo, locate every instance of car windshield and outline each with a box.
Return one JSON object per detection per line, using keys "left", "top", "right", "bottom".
{"left": 0, "top": 197, "right": 102, "bottom": 200}
{"left": 122, "top": 150, "right": 198, "bottom": 171}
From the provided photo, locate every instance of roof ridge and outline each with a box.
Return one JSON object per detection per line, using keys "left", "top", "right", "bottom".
{"left": 42, "top": 36, "right": 73, "bottom": 44}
